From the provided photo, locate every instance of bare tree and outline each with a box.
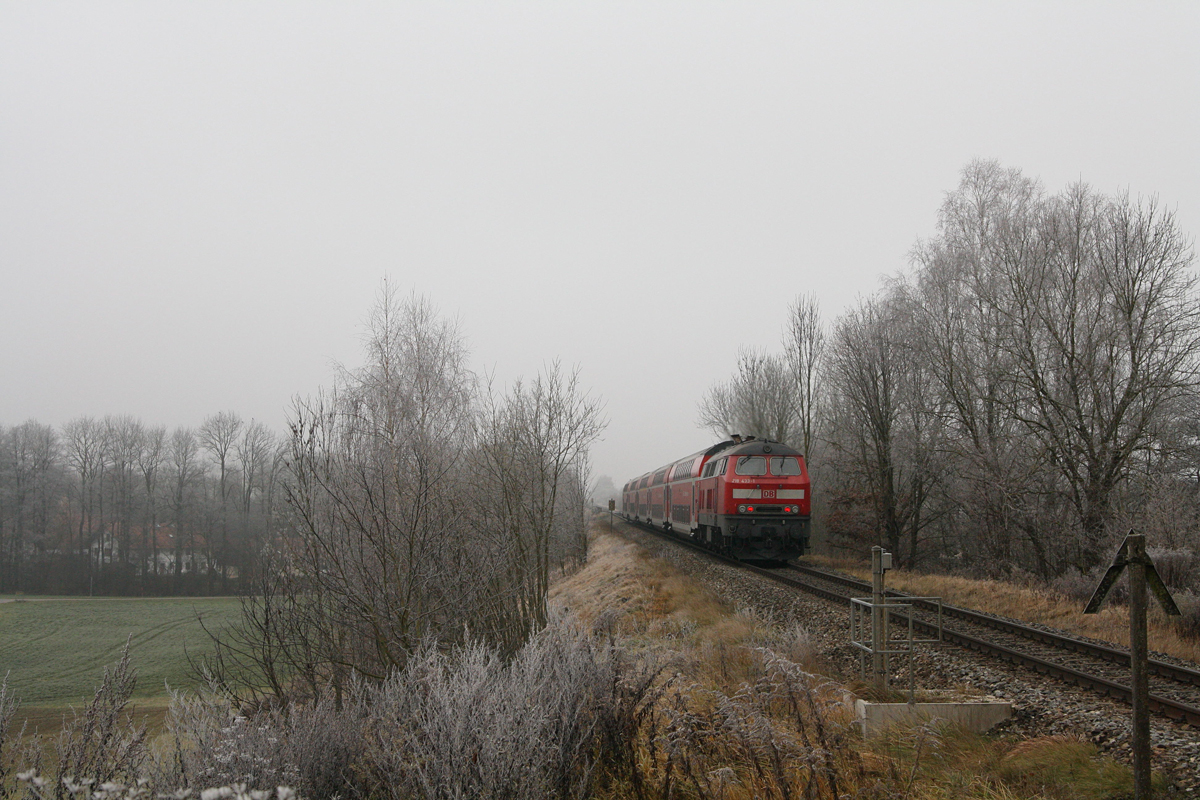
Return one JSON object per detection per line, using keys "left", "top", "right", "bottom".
{"left": 825, "top": 160, "right": 1200, "bottom": 577}
{"left": 909, "top": 161, "right": 1059, "bottom": 571}
{"left": 206, "top": 287, "right": 605, "bottom": 700}
{"left": 0, "top": 421, "right": 60, "bottom": 592}
{"left": 824, "top": 295, "right": 937, "bottom": 564}
{"left": 475, "top": 363, "right": 605, "bottom": 651}
{"left": 200, "top": 411, "right": 243, "bottom": 591}
{"left": 698, "top": 348, "right": 797, "bottom": 444}
{"left": 783, "top": 294, "right": 826, "bottom": 460}
{"left": 280, "top": 287, "right": 478, "bottom": 680}
{"left": 998, "top": 187, "right": 1200, "bottom": 570}
{"left": 138, "top": 426, "right": 167, "bottom": 581}
{"left": 63, "top": 417, "right": 108, "bottom": 594}
{"left": 103, "top": 415, "right": 144, "bottom": 586}
{"left": 168, "top": 427, "right": 203, "bottom": 593}
{"left": 235, "top": 421, "right": 274, "bottom": 520}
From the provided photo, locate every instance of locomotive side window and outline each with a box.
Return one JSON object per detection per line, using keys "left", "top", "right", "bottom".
{"left": 769, "top": 457, "right": 802, "bottom": 476}
{"left": 735, "top": 456, "right": 767, "bottom": 476}
{"left": 702, "top": 458, "right": 728, "bottom": 478}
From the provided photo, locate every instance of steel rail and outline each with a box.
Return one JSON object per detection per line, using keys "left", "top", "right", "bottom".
{"left": 786, "top": 563, "right": 1200, "bottom": 690}
{"left": 623, "top": 517, "right": 1200, "bottom": 728}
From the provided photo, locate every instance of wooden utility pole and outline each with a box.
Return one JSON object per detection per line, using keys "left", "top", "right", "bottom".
{"left": 1085, "top": 532, "right": 1181, "bottom": 799}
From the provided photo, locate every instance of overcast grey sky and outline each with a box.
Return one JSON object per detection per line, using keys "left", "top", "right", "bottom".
{"left": 2, "top": 2, "right": 1198, "bottom": 485}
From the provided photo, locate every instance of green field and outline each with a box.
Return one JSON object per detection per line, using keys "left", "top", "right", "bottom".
{"left": 0, "top": 596, "right": 242, "bottom": 708}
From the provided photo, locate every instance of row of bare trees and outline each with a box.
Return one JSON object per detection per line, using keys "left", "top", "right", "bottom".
{"left": 0, "top": 411, "right": 283, "bottom": 595}
{"left": 701, "top": 160, "right": 1200, "bottom": 579}
{"left": 205, "top": 287, "right": 604, "bottom": 701}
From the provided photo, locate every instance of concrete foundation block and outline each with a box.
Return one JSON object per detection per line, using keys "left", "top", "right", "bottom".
{"left": 853, "top": 698, "right": 1012, "bottom": 738}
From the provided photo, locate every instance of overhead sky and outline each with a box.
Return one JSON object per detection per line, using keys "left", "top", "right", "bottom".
{"left": 2, "top": 2, "right": 1198, "bottom": 486}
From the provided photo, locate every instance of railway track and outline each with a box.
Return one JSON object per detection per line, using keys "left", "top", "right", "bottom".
{"left": 627, "top": 518, "right": 1200, "bottom": 728}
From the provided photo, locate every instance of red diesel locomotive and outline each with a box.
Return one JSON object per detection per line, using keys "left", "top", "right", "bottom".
{"left": 621, "top": 437, "right": 810, "bottom": 561}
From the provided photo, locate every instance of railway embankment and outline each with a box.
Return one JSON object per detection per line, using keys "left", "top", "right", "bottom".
{"left": 598, "top": 518, "right": 1200, "bottom": 798}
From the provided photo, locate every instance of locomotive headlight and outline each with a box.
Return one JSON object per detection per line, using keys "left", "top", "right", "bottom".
{"left": 738, "top": 504, "right": 747, "bottom": 514}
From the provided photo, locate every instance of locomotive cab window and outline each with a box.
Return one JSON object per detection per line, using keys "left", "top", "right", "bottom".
{"left": 734, "top": 456, "right": 767, "bottom": 476}
{"left": 769, "top": 457, "right": 802, "bottom": 476}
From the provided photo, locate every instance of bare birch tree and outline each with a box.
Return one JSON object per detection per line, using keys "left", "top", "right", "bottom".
{"left": 206, "top": 287, "right": 605, "bottom": 698}
{"left": 821, "top": 286, "right": 948, "bottom": 566}
{"left": 280, "top": 287, "right": 478, "bottom": 680}
{"left": 138, "top": 426, "right": 166, "bottom": 579}
{"left": 103, "top": 415, "right": 144, "bottom": 585}
{"left": 475, "top": 363, "right": 604, "bottom": 652}
{"left": 910, "top": 161, "right": 1060, "bottom": 571}
{"left": 697, "top": 348, "right": 798, "bottom": 444}
{"left": 168, "top": 426, "right": 203, "bottom": 592}
{"left": 63, "top": 416, "right": 107, "bottom": 594}
{"left": 0, "top": 421, "right": 60, "bottom": 592}
{"left": 200, "top": 411, "right": 243, "bottom": 591}
{"left": 783, "top": 294, "right": 826, "bottom": 459}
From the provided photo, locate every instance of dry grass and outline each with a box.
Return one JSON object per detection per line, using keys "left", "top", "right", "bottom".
{"left": 805, "top": 555, "right": 1200, "bottom": 664}
{"left": 552, "top": 530, "right": 739, "bottom": 632}
{"left": 862, "top": 726, "right": 1153, "bottom": 800}
{"left": 553, "top": 526, "right": 817, "bottom": 693}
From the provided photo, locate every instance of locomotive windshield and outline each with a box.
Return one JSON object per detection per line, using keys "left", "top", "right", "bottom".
{"left": 734, "top": 456, "right": 768, "bottom": 475}
{"left": 770, "top": 457, "right": 802, "bottom": 475}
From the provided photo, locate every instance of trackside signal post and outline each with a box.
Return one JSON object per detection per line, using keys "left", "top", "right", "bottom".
{"left": 608, "top": 499, "right": 615, "bottom": 530}
{"left": 850, "top": 548, "right": 943, "bottom": 701}
{"left": 872, "top": 547, "right": 892, "bottom": 690}
{"left": 1085, "top": 532, "right": 1181, "bottom": 800}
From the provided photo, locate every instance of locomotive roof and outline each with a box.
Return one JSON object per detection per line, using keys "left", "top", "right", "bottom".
{"left": 709, "top": 439, "right": 801, "bottom": 458}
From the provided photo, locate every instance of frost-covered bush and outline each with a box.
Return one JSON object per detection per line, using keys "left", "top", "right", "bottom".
{"left": 149, "top": 614, "right": 665, "bottom": 800}
{"left": 149, "top": 689, "right": 364, "bottom": 800}
{"left": 363, "top": 616, "right": 641, "bottom": 800}
{"left": 12, "top": 773, "right": 298, "bottom": 800}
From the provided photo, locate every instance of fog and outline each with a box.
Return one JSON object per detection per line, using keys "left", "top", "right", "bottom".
{"left": 2, "top": 2, "right": 1197, "bottom": 485}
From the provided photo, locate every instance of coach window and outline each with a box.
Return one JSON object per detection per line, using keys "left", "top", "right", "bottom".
{"left": 735, "top": 456, "right": 767, "bottom": 476}
{"left": 770, "top": 457, "right": 802, "bottom": 476}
